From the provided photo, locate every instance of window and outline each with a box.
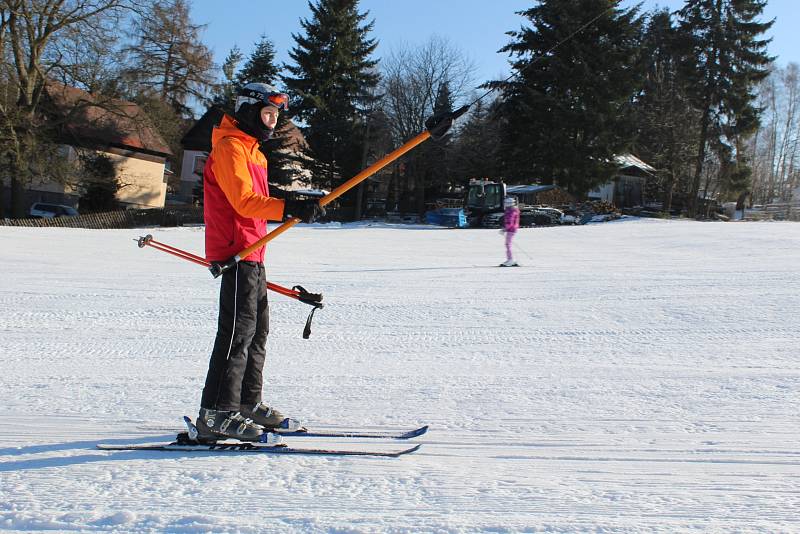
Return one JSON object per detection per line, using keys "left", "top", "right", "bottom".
{"left": 193, "top": 155, "right": 208, "bottom": 176}
{"left": 468, "top": 183, "right": 503, "bottom": 209}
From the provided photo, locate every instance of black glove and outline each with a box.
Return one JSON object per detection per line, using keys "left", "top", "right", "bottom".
{"left": 283, "top": 194, "right": 325, "bottom": 223}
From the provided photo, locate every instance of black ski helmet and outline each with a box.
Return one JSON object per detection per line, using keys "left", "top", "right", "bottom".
{"left": 234, "top": 83, "right": 289, "bottom": 143}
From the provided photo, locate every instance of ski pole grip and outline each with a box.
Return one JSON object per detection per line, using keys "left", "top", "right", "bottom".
{"left": 209, "top": 257, "right": 238, "bottom": 278}
{"left": 293, "top": 285, "right": 323, "bottom": 306}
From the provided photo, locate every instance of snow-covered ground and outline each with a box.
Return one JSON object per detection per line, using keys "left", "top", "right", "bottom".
{"left": 1, "top": 218, "right": 798, "bottom": 533}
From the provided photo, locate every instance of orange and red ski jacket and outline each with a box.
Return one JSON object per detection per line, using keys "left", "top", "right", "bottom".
{"left": 203, "top": 115, "right": 285, "bottom": 263}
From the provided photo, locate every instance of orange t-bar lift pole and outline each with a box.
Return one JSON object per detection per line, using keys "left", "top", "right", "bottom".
{"left": 209, "top": 106, "right": 469, "bottom": 278}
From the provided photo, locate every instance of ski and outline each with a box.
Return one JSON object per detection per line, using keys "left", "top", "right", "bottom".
{"left": 98, "top": 416, "right": 424, "bottom": 457}
{"left": 97, "top": 437, "right": 421, "bottom": 458}
{"left": 137, "top": 421, "right": 429, "bottom": 440}
{"left": 276, "top": 425, "right": 429, "bottom": 440}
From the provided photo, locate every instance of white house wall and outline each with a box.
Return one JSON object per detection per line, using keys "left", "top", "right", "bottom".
{"left": 22, "top": 146, "right": 166, "bottom": 209}
{"left": 104, "top": 150, "right": 167, "bottom": 208}
{"left": 179, "top": 149, "right": 206, "bottom": 201}
{"left": 589, "top": 182, "right": 615, "bottom": 202}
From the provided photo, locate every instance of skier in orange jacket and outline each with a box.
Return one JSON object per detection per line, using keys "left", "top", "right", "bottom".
{"left": 198, "top": 83, "right": 323, "bottom": 441}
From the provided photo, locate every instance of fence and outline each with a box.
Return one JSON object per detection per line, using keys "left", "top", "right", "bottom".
{"left": 0, "top": 206, "right": 205, "bottom": 229}
{"left": 764, "top": 202, "right": 800, "bottom": 221}
{"left": 743, "top": 202, "right": 800, "bottom": 222}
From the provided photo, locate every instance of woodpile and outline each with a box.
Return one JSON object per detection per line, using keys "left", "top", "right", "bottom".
{"left": 535, "top": 188, "right": 576, "bottom": 207}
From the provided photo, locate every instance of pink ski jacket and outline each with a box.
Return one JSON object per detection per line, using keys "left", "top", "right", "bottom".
{"left": 504, "top": 206, "right": 520, "bottom": 233}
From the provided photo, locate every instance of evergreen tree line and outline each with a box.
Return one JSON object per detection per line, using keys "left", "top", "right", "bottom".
{"left": 1, "top": 0, "right": 787, "bottom": 220}
{"left": 492, "top": 0, "right": 776, "bottom": 217}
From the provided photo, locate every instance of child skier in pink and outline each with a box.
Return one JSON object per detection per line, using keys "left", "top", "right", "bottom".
{"left": 501, "top": 196, "right": 520, "bottom": 267}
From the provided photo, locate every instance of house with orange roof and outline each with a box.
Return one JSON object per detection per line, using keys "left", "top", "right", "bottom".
{"left": 14, "top": 83, "right": 173, "bottom": 211}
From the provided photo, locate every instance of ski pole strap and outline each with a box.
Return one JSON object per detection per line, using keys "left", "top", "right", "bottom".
{"left": 292, "top": 284, "right": 324, "bottom": 339}
{"left": 303, "top": 304, "right": 323, "bottom": 340}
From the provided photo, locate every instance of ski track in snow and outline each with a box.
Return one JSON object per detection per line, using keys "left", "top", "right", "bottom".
{"left": 1, "top": 219, "right": 799, "bottom": 533}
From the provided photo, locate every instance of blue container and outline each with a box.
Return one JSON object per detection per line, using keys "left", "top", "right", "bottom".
{"left": 425, "top": 210, "right": 443, "bottom": 225}
{"left": 437, "top": 208, "right": 467, "bottom": 228}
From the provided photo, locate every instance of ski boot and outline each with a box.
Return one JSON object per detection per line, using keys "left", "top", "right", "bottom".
{"left": 240, "top": 402, "right": 303, "bottom": 431}
{"left": 500, "top": 259, "right": 519, "bottom": 267}
{"left": 196, "top": 408, "right": 266, "bottom": 442}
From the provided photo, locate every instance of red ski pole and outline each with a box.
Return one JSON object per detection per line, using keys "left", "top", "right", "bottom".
{"left": 136, "top": 235, "right": 322, "bottom": 306}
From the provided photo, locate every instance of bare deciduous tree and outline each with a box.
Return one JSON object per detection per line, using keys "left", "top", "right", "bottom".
{"left": 1, "top": 0, "right": 136, "bottom": 217}
{"left": 382, "top": 36, "right": 475, "bottom": 143}
{"left": 747, "top": 63, "right": 800, "bottom": 205}
{"left": 381, "top": 36, "right": 475, "bottom": 213}
{"left": 45, "top": 12, "right": 125, "bottom": 94}
{"left": 122, "top": 0, "right": 213, "bottom": 115}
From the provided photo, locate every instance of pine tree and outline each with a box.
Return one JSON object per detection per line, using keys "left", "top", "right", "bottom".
{"left": 677, "top": 0, "right": 773, "bottom": 215}
{"left": 283, "top": 0, "right": 379, "bottom": 217}
{"left": 211, "top": 46, "right": 244, "bottom": 113}
{"left": 495, "top": 0, "right": 643, "bottom": 194}
{"left": 632, "top": 9, "right": 700, "bottom": 214}
{"left": 451, "top": 98, "right": 504, "bottom": 186}
{"left": 238, "top": 35, "right": 297, "bottom": 187}
{"left": 422, "top": 82, "right": 455, "bottom": 204}
{"left": 236, "top": 36, "right": 280, "bottom": 89}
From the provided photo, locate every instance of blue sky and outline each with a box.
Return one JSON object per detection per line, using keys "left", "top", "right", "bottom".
{"left": 192, "top": 0, "right": 797, "bottom": 92}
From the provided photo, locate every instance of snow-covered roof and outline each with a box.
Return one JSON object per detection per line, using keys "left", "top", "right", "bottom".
{"left": 293, "top": 188, "right": 329, "bottom": 197}
{"left": 506, "top": 184, "right": 557, "bottom": 195}
{"left": 615, "top": 154, "right": 656, "bottom": 174}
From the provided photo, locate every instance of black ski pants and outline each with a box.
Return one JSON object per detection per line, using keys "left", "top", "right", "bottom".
{"left": 201, "top": 261, "right": 269, "bottom": 411}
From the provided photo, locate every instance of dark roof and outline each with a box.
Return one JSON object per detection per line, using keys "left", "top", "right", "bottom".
{"left": 46, "top": 82, "right": 172, "bottom": 156}
{"left": 180, "top": 107, "right": 308, "bottom": 153}
{"left": 275, "top": 119, "right": 308, "bottom": 153}
{"left": 180, "top": 106, "right": 226, "bottom": 151}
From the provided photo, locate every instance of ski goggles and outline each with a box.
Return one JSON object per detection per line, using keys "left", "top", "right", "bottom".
{"left": 266, "top": 92, "right": 289, "bottom": 112}
{"left": 238, "top": 89, "right": 289, "bottom": 112}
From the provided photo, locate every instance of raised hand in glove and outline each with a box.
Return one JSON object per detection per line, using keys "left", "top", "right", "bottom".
{"left": 283, "top": 193, "right": 325, "bottom": 223}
